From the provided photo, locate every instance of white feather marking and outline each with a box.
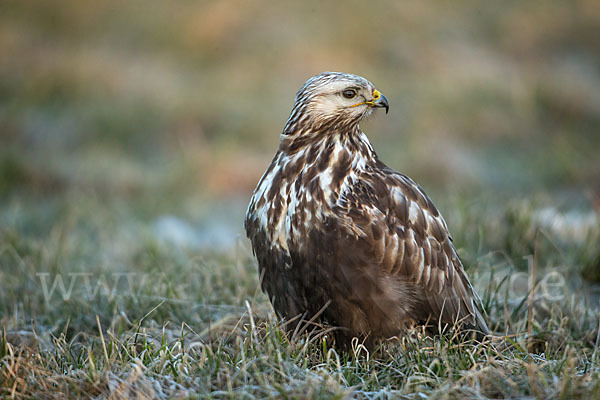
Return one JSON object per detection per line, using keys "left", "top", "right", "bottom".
{"left": 422, "top": 249, "right": 430, "bottom": 286}
{"left": 329, "top": 143, "right": 343, "bottom": 165}
{"left": 438, "top": 269, "right": 445, "bottom": 293}
{"left": 414, "top": 239, "right": 424, "bottom": 283}
{"left": 409, "top": 201, "right": 421, "bottom": 224}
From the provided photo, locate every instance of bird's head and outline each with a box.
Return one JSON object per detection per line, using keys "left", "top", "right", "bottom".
{"left": 284, "top": 72, "right": 389, "bottom": 135}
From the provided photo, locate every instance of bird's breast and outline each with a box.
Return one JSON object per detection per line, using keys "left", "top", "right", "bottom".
{"left": 247, "top": 135, "right": 374, "bottom": 255}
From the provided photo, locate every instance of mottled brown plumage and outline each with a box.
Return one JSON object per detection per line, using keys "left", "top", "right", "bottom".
{"left": 245, "top": 72, "right": 489, "bottom": 346}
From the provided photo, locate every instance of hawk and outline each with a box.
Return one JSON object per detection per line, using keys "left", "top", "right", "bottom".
{"left": 245, "top": 72, "right": 489, "bottom": 346}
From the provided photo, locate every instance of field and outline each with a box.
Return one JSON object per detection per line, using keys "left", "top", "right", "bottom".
{"left": 1, "top": 1, "right": 600, "bottom": 398}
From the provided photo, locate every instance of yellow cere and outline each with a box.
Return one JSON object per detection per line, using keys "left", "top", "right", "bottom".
{"left": 350, "top": 88, "right": 381, "bottom": 108}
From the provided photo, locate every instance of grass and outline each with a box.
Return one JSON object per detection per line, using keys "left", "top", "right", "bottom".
{"left": 1, "top": 192, "right": 599, "bottom": 399}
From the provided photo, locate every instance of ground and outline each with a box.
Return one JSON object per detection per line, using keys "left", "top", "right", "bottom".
{"left": 1, "top": 191, "right": 598, "bottom": 398}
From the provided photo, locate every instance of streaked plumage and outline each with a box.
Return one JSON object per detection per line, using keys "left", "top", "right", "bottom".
{"left": 245, "top": 72, "right": 489, "bottom": 346}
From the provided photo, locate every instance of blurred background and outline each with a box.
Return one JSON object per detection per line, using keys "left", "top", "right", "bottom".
{"left": 1, "top": 0, "right": 599, "bottom": 277}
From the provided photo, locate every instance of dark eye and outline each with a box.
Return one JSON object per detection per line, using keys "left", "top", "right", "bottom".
{"left": 342, "top": 89, "right": 357, "bottom": 99}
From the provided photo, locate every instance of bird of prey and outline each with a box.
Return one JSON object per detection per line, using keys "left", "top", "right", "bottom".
{"left": 245, "top": 72, "right": 489, "bottom": 346}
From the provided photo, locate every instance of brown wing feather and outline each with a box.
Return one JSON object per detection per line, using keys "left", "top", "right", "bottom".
{"left": 337, "top": 165, "right": 489, "bottom": 336}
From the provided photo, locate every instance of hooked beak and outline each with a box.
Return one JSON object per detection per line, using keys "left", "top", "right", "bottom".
{"left": 349, "top": 89, "right": 390, "bottom": 114}
{"left": 371, "top": 89, "right": 389, "bottom": 114}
